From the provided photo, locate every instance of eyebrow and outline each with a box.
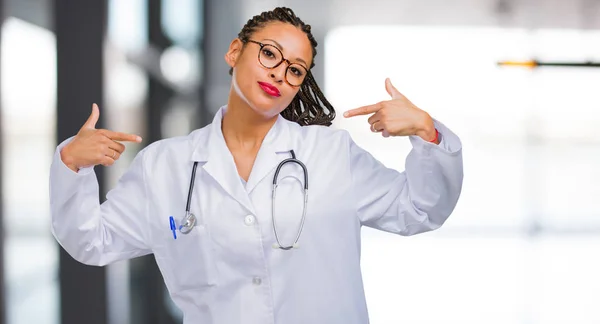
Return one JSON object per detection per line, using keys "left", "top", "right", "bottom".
{"left": 263, "top": 38, "right": 309, "bottom": 67}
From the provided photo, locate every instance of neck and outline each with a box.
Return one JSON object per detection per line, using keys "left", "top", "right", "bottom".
{"left": 222, "top": 91, "right": 278, "bottom": 152}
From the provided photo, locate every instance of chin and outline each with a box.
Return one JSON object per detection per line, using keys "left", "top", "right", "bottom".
{"left": 249, "top": 97, "right": 286, "bottom": 118}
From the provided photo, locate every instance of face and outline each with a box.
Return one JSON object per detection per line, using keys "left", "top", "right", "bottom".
{"left": 225, "top": 21, "right": 313, "bottom": 119}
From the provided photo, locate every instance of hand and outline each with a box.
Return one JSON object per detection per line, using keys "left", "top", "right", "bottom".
{"left": 343, "top": 78, "right": 437, "bottom": 142}
{"left": 60, "top": 104, "right": 142, "bottom": 172}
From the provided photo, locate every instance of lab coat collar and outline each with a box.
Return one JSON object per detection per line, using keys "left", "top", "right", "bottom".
{"left": 190, "top": 105, "right": 295, "bottom": 213}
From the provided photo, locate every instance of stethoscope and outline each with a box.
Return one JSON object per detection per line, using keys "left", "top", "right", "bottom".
{"left": 178, "top": 150, "right": 308, "bottom": 250}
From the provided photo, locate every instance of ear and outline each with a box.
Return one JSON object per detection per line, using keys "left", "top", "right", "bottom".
{"left": 224, "top": 38, "right": 244, "bottom": 69}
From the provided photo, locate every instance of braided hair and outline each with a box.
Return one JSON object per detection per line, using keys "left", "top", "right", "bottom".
{"left": 229, "top": 7, "right": 335, "bottom": 126}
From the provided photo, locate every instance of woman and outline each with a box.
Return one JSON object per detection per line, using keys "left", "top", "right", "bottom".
{"left": 51, "top": 7, "right": 463, "bottom": 324}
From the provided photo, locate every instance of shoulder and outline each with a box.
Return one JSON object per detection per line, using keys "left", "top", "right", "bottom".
{"left": 138, "top": 126, "right": 210, "bottom": 164}
{"left": 295, "top": 121, "right": 351, "bottom": 142}
{"left": 284, "top": 119, "right": 353, "bottom": 152}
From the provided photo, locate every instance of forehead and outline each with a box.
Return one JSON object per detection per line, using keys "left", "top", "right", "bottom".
{"left": 251, "top": 21, "right": 313, "bottom": 66}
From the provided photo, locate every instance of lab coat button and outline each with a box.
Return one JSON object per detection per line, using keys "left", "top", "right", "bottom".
{"left": 244, "top": 215, "right": 255, "bottom": 226}
{"left": 252, "top": 277, "right": 262, "bottom": 285}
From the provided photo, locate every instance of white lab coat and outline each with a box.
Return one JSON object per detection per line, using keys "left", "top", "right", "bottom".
{"left": 50, "top": 105, "right": 463, "bottom": 324}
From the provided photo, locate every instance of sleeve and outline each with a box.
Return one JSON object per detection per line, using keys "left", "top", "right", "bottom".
{"left": 49, "top": 137, "right": 152, "bottom": 266}
{"left": 349, "top": 119, "right": 464, "bottom": 235}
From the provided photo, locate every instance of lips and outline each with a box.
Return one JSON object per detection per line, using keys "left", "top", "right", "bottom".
{"left": 258, "top": 82, "right": 281, "bottom": 97}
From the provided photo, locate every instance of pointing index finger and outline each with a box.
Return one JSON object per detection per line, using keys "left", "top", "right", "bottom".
{"left": 104, "top": 130, "right": 142, "bottom": 143}
{"left": 343, "top": 103, "right": 382, "bottom": 118}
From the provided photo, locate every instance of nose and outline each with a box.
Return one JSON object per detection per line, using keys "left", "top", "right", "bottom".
{"left": 269, "top": 63, "right": 287, "bottom": 84}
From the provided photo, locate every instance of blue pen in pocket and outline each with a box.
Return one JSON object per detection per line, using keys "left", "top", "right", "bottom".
{"left": 169, "top": 216, "right": 177, "bottom": 239}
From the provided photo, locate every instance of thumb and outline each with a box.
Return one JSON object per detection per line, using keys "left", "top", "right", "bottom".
{"left": 83, "top": 103, "right": 100, "bottom": 129}
{"left": 385, "top": 78, "right": 404, "bottom": 100}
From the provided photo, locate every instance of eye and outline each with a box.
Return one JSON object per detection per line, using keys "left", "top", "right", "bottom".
{"left": 262, "top": 49, "right": 276, "bottom": 58}
{"left": 290, "top": 66, "right": 304, "bottom": 77}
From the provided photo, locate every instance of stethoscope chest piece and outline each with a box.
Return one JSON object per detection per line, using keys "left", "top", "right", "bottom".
{"left": 179, "top": 212, "right": 196, "bottom": 234}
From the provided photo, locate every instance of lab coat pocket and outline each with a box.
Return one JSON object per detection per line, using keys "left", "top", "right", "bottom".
{"left": 154, "top": 223, "right": 218, "bottom": 292}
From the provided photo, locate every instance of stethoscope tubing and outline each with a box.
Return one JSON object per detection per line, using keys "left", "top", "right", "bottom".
{"left": 179, "top": 150, "right": 308, "bottom": 250}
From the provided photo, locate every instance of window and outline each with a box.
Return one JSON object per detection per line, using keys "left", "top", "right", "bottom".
{"left": 325, "top": 25, "right": 600, "bottom": 323}
{"left": 1, "top": 17, "right": 59, "bottom": 324}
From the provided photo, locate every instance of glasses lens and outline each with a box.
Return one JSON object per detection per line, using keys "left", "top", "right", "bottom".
{"left": 257, "top": 43, "right": 308, "bottom": 86}
{"left": 286, "top": 64, "right": 307, "bottom": 86}
{"left": 258, "top": 44, "right": 282, "bottom": 68}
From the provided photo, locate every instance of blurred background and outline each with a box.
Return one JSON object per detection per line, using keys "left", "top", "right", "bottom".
{"left": 1, "top": 0, "right": 599, "bottom": 323}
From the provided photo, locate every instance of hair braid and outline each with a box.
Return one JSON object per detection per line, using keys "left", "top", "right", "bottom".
{"left": 229, "top": 7, "right": 336, "bottom": 126}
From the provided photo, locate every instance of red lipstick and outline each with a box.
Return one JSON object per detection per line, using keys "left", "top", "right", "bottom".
{"left": 258, "top": 81, "right": 281, "bottom": 97}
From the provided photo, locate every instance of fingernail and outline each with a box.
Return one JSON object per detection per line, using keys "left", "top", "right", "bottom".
{"left": 343, "top": 112, "right": 349, "bottom": 117}
{"left": 136, "top": 136, "right": 142, "bottom": 142}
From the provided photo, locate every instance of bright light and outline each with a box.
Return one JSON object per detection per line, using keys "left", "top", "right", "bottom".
{"left": 160, "top": 46, "right": 194, "bottom": 85}
{"left": 325, "top": 25, "right": 600, "bottom": 324}
{"left": 1, "top": 17, "right": 56, "bottom": 135}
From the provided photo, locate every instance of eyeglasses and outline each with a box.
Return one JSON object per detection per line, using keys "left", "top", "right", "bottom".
{"left": 247, "top": 40, "right": 309, "bottom": 87}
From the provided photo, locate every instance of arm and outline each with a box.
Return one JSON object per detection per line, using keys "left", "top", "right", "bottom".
{"left": 349, "top": 120, "right": 463, "bottom": 235}
{"left": 50, "top": 138, "right": 151, "bottom": 266}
